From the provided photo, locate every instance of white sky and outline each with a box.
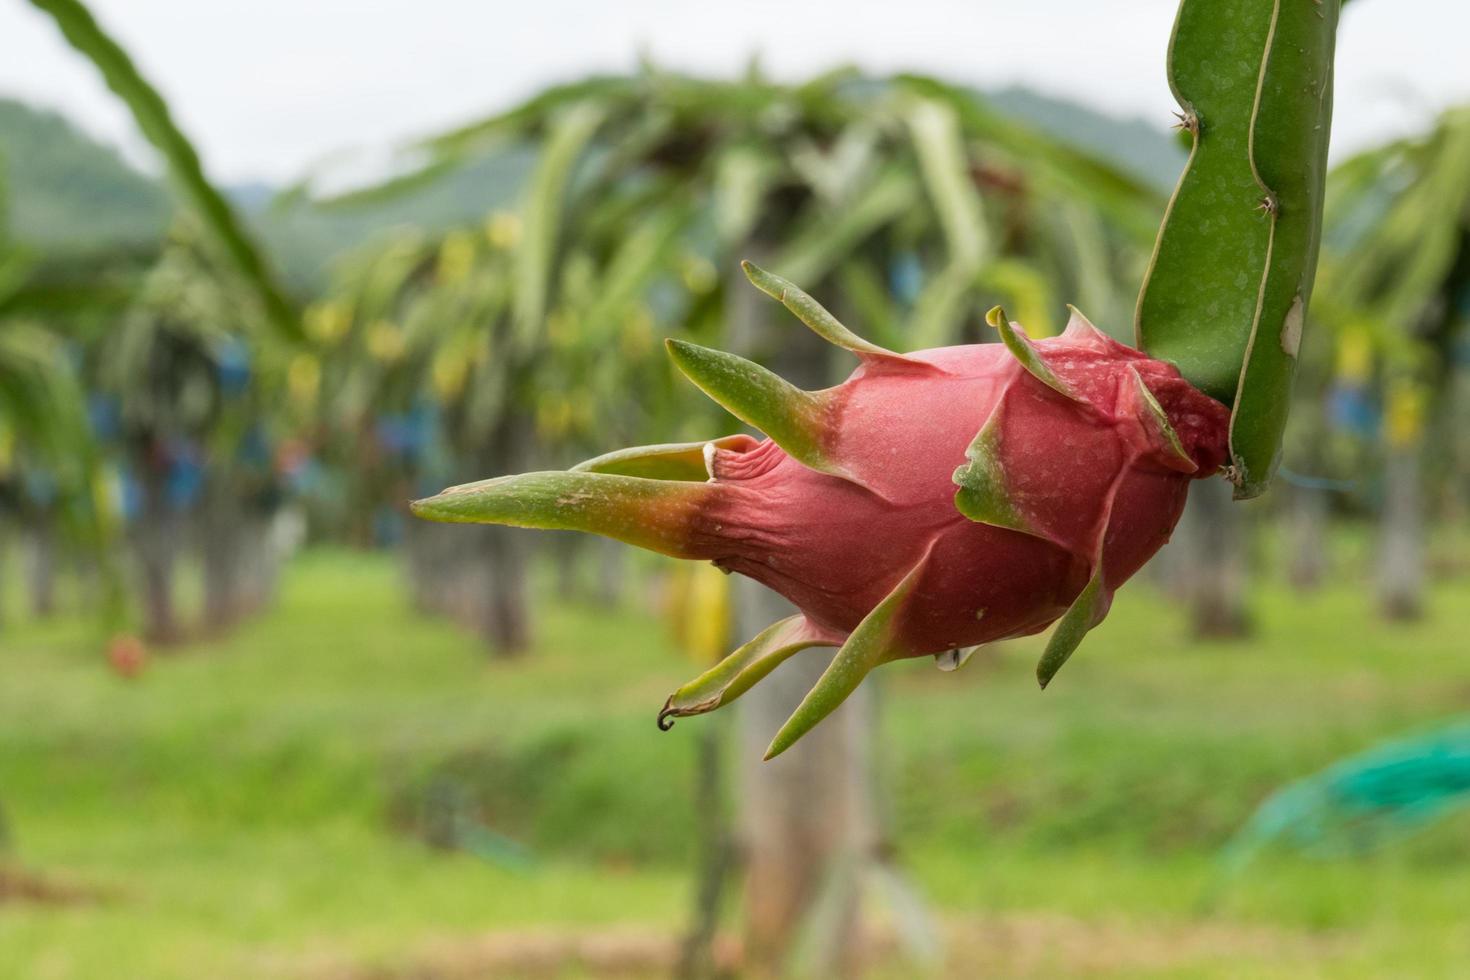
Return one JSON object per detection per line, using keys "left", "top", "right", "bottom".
{"left": 2, "top": 1, "right": 1467, "bottom": 185}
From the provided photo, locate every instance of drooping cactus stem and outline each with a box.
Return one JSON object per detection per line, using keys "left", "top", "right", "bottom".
{"left": 1227, "top": 0, "right": 1340, "bottom": 497}
{"left": 1137, "top": 0, "right": 1340, "bottom": 497}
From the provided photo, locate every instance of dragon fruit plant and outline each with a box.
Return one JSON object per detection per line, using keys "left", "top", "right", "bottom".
{"left": 413, "top": 0, "right": 1341, "bottom": 759}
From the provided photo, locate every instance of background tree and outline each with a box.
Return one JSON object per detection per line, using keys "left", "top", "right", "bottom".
{"left": 88, "top": 229, "right": 290, "bottom": 641}
{"left": 11, "top": 0, "right": 305, "bottom": 643}
{"left": 0, "top": 159, "right": 135, "bottom": 634}
{"left": 1317, "top": 106, "right": 1470, "bottom": 619}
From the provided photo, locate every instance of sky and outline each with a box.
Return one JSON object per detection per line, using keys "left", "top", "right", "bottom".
{"left": 2, "top": 1, "right": 1468, "bottom": 186}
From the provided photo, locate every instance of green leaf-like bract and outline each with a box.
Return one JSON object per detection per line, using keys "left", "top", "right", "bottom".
{"left": 660, "top": 616, "right": 839, "bottom": 729}
{"left": 952, "top": 399, "right": 1042, "bottom": 538}
{"left": 764, "top": 547, "right": 931, "bottom": 760}
{"left": 1036, "top": 568, "right": 1108, "bottom": 689}
{"left": 664, "top": 339, "right": 860, "bottom": 485}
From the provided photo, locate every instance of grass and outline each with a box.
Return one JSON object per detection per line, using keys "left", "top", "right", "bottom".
{"left": 2, "top": 539, "right": 1470, "bottom": 978}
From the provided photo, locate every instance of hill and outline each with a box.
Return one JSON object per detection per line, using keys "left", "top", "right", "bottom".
{"left": 0, "top": 84, "right": 1181, "bottom": 282}
{"left": 0, "top": 98, "right": 171, "bottom": 252}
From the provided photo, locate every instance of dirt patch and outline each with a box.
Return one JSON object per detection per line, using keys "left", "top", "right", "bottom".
{"left": 938, "top": 912, "right": 1340, "bottom": 978}
{"left": 0, "top": 865, "right": 110, "bottom": 906}
{"left": 308, "top": 911, "right": 1338, "bottom": 979}
{"left": 311, "top": 927, "right": 728, "bottom": 979}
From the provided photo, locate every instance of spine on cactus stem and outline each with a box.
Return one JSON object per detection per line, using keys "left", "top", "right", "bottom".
{"left": 1136, "top": 0, "right": 1340, "bottom": 499}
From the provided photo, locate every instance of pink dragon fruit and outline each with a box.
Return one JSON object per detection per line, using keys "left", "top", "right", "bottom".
{"left": 413, "top": 263, "right": 1230, "bottom": 758}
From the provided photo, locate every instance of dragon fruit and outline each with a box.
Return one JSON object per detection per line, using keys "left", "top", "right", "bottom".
{"left": 412, "top": 263, "right": 1230, "bottom": 758}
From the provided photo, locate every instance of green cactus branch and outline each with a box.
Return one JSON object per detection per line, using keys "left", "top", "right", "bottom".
{"left": 26, "top": 0, "right": 300, "bottom": 343}
{"left": 1137, "top": 0, "right": 1341, "bottom": 498}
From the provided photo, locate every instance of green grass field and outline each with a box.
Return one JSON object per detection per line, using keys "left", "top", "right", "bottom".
{"left": 3, "top": 542, "right": 1470, "bottom": 978}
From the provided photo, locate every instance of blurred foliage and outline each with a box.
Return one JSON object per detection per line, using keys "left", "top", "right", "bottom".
{"left": 1292, "top": 106, "right": 1470, "bottom": 515}
{"left": 301, "top": 66, "right": 1164, "bottom": 545}
{"left": 0, "top": 143, "right": 127, "bottom": 626}
{"left": 1323, "top": 105, "right": 1470, "bottom": 360}
{"left": 100, "top": 230, "right": 264, "bottom": 443}
{"left": 985, "top": 86, "right": 1185, "bottom": 192}
{"left": 1232, "top": 102, "right": 1470, "bottom": 856}
{"left": 2, "top": 9, "right": 1470, "bottom": 975}
{"left": 0, "top": 0, "right": 302, "bottom": 643}
{"left": 0, "top": 98, "right": 170, "bottom": 252}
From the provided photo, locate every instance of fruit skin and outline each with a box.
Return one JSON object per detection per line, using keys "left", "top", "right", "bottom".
{"left": 413, "top": 264, "right": 1230, "bottom": 757}
{"left": 691, "top": 321, "right": 1227, "bottom": 657}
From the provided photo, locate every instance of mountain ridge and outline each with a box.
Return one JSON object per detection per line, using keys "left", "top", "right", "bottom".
{"left": 0, "top": 84, "right": 1183, "bottom": 282}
